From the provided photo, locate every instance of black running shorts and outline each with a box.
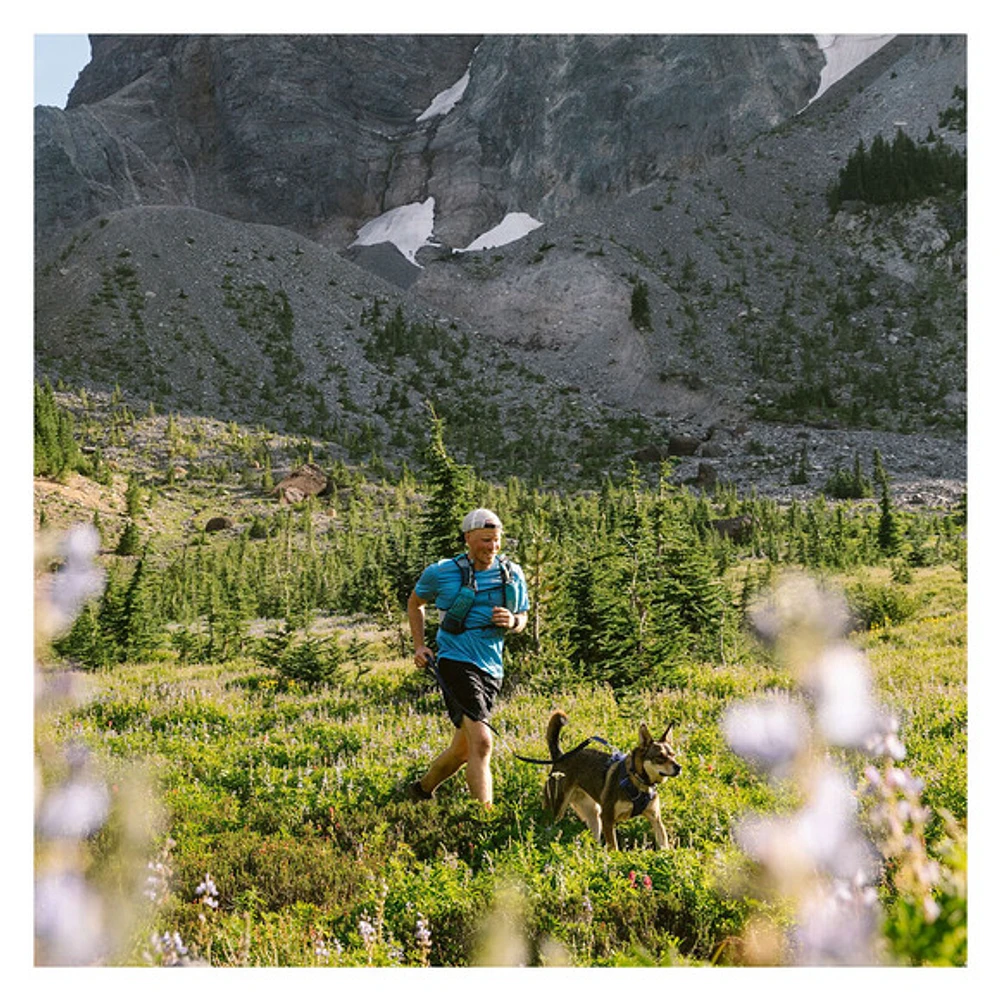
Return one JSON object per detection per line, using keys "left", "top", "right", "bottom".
{"left": 435, "top": 657, "right": 502, "bottom": 728}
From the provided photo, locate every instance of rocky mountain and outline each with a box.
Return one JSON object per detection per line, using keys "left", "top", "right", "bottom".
{"left": 34, "top": 34, "right": 967, "bottom": 503}
{"left": 36, "top": 35, "right": 824, "bottom": 250}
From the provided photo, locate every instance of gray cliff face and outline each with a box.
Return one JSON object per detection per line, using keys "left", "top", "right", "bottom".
{"left": 425, "top": 35, "right": 823, "bottom": 244}
{"left": 36, "top": 34, "right": 823, "bottom": 249}
{"left": 38, "top": 35, "right": 481, "bottom": 246}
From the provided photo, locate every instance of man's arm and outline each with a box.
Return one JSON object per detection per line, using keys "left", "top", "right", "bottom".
{"left": 407, "top": 590, "right": 433, "bottom": 666}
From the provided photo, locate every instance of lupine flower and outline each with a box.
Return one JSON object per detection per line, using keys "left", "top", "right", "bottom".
{"left": 146, "top": 930, "right": 188, "bottom": 966}
{"left": 727, "top": 574, "right": 903, "bottom": 964}
{"left": 34, "top": 871, "right": 107, "bottom": 965}
{"left": 748, "top": 573, "right": 850, "bottom": 651}
{"left": 144, "top": 861, "right": 169, "bottom": 904}
{"left": 791, "top": 880, "right": 881, "bottom": 966}
{"left": 195, "top": 874, "right": 219, "bottom": 908}
{"left": 37, "top": 776, "right": 110, "bottom": 840}
{"left": 359, "top": 916, "right": 376, "bottom": 949}
{"left": 415, "top": 915, "right": 432, "bottom": 950}
{"left": 864, "top": 717, "right": 906, "bottom": 761}
{"left": 46, "top": 524, "right": 106, "bottom": 633}
{"left": 723, "top": 696, "right": 809, "bottom": 775}
{"left": 808, "top": 644, "right": 884, "bottom": 748}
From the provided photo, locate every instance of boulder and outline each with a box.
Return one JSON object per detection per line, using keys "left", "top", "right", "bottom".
{"left": 667, "top": 434, "right": 702, "bottom": 457}
{"left": 274, "top": 463, "right": 329, "bottom": 504}
{"left": 633, "top": 443, "right": 668, "bottom": 464}
{"left": 692, "top": 462, "right": 718, "bottom": 490}
{"left": 204, "top": 516, "right": 234, "bottom": 532}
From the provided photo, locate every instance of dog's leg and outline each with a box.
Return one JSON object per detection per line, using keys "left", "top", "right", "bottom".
{"left": 599, "top": 792, "right": 620, "bottom": 850}
{"left": 545, "top": 771, "right": 569, "bottom": 820}
{"left": 602, "top": 816, "right": 619, "bottom": 850}
{"left": 568, "top": 790, "right": 602, "bottom": 843}
{"left": 644, "top": 800, "right": 669, "bottom": 850}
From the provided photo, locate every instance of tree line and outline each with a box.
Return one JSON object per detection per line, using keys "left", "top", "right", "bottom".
{"left": 51, "top": 410, "right": 966, "bottom": 693}
{"left": 826, "top": 126, "right": 966, "bottom": 213}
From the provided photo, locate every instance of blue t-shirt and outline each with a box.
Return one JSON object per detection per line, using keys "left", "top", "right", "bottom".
{"left": 415, "top": 554, "right": 530, "bottom": 679}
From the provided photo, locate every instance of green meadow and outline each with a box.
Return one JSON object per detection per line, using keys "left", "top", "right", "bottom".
{"left": 34, "top": 391, "right": 966, "bottom": 967}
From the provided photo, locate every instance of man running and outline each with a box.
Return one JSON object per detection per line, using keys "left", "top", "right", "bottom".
{"left": 407, "top": 508, "right": 529, "bottom": 806}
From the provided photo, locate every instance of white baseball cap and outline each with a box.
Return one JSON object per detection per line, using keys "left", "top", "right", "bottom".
{"left": 461, "top": 508, "right": 503, "bottom": 533}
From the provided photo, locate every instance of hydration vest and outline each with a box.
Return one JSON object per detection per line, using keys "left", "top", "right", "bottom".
{"left": 439, "top": 553, "right": 518, "bottom": 635}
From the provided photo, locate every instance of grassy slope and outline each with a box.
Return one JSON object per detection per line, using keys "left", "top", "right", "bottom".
{"left": 42, "top": 563, "right": 965, "bottom": 967}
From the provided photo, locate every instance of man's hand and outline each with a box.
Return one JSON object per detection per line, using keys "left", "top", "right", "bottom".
{"left": 414, "top": 645, "right": 435, "bottom": 669}
{"left": 492, "top": 607, "right": 525, "bottom": 632}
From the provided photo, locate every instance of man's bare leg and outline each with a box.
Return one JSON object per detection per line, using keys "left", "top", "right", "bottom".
{"left": 417, "top": 725, "right": 468, "bottom": 796}
{"left": 461, "top": 717, "right": 494, "bottom": 806}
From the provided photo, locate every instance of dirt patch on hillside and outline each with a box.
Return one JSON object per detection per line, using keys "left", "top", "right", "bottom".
{"left": 34, "top": 473, "right": 122, "bottom": 527}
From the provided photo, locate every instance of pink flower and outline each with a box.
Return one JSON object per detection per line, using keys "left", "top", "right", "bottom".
{"left": 628, "top": 871, "right": 637, "bottom": 886}
{"left": 642, "top": 875, "right": 652, "bottom": 890}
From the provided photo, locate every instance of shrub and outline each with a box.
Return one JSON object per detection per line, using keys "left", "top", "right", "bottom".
{"left": 845, "top": 579, "right": 923, "bottom": 630}
{"left": 630, "top": 279, "right": 652, "bottom": 331}
{"left": 257, "top": 620, "right": 344, "bottom": 688}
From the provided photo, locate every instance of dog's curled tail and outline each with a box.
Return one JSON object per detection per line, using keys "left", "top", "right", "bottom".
{"left": 546, "top": 709, "right": 569, "bottom": 762}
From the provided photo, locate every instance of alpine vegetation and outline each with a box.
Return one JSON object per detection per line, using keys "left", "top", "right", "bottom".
{"left": 32, "top": 33, "right": 966, "bottom": 971}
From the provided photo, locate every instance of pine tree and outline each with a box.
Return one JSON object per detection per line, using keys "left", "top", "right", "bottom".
{"left": 115, "top": 520, "right": 141, "bottom": 556}
{"left": 34, "top": 380, "right": 81, "bottom": 479}
{"left": 52, "top": 601, "right": 102, "bottom": 668}
{"left": 119, "top": 551, "right": 162, "bottom": 662}
{"left": 560, "top": 556, "right": 605, "bottom": 677}
{"left": 124, "top": 473, "right": 144, "bottom": 518}
{"left": 878, "top": 475, "right": 903, "bottom": 555}
{"left": 419, "top": 405, "right": 475, "bottom": 561}
{"left": 630, "top": 279, "right": 652, "bottom": 331}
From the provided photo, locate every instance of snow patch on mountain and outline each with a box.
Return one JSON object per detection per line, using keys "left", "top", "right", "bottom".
{"left": 417, "top": 69, "right": 471, "bottom": 122}
{"left": 350, "top": 198, "right": 438, "bottom": 265}
{"left": 458, "top": 213, "right": 544, "bottom": 252}
{"left": 811, "top": 34, "right": 895, "bottom": 103}
{"left": 358, "top": 36, "right": 896, "bottom": 263}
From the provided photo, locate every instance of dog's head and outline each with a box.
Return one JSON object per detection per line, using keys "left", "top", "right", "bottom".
{"left": 638, "top": 721, "right": 682, "bottom": 783}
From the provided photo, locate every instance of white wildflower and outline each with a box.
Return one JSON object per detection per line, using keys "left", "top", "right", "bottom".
{"left": 35, "top": 871, "right": 107, "bottom": 965}
{"left": 723, "top": 696, "right": 809, "bottom": 775}
{"left": 46, "top": 524, "right": 106, "bottom": 631}
{"left": 195, "top": 873, "right": 219, "bottom": 908}
{"left": 792, "top": 881, "right": 881, "bottom": 965}
{"left": 808, "top": 644, "right": 885, "bottom": 747}
{"left": 37, "top": 778, "right": 110, "bottom": 840}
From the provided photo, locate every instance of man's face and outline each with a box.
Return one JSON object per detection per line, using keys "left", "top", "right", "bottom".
{"left": 465, "top": 527, "right": 502, "bottom": 569}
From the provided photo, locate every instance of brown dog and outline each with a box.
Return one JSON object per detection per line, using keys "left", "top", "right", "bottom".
{"left": 543, "top": 709, "right": 681, "bottom": 850}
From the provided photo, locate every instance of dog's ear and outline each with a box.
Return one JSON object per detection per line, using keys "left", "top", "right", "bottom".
{"left": 639, "top": 722, "right": 652, "bottom": 746}
{"left": 660, "top": 720, "right": 675, "bottom": 742}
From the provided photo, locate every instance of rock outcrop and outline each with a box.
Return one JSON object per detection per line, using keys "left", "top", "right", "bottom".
{"left": 274, "top": 463, "right": 329, "bottom": 505}
{"left": 35, "top": 35, "right": 824, "bottom": 250}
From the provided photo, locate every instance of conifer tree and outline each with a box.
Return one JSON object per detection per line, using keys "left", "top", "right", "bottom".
{"left": 419, "top": 405, "right": 474, "bottom": 561}
{"left": 115, "top": 520, "right": 141, "bottom": 556}
{"left": 878, "top": 475, "right": 903, "bottom": 556}
{"left": 34, "top": 380, "right": 81, "bottom": 479}
{"left": 52, "top": 600, "right": 102, "bottom": 668}
{"left": 119, "top": 550, "right": 161, "bottom": 662}
{"left": 93, "top": 572, "right": 126, "bottom": 667}
{"left": 560, "top": 556, "right": 604, "bottom": 676}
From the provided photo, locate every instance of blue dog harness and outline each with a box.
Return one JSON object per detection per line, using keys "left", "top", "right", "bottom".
{"left": 609, "top": 751, "right": 655, "bottom": 818}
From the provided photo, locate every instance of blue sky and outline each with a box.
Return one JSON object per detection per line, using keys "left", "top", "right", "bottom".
{"left": 34, "top": 33, "right": 91, "bottom": 107}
